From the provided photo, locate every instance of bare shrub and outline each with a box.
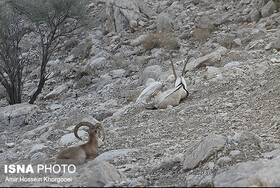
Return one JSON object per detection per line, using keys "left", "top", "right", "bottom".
{"left": 193, "top": 27, "right": 212, "bottom": 43}
{"left": 141, "top": 33, "right": 179, "bottom": 50}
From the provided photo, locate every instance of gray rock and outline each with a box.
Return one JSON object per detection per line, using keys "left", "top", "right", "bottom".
{"left": 233, "top": 38, "right": 242, "bottom": 46}
{"left": 30, "top": 152, "right": 48, "bottom": 164}
{"left": 214, "top": 157, "right": 280, "bottom": 187}
{"left": 261, "top": 0, "right": 277, "bottom": 18}
{"left": 136, "top": 81, "right": 162, "bottom": 104}
{"left": 229, "top": 150, "right": 241, "bottom": 156}
{"left": 186, "top": 47, "right": 227, "bottom": 71}
{"left": 217, "top": 156, "right": 232, "bottom": 166}
{"left": 110, "top": 69, "right": 126, "bottom": 78}
{"left": 86, "top": 57, "right": 106, "bottom": 71}
{"left": 48, "top": 104, "right": 63, "bottom": 110}
{"left": 5, "top": 143, "right": 15, "bottom": 148}
{"left": 90, "top": 148, "right": 138, "bottom": 165}
{"left": 261, "top": 149, "right": 280, "bottom": 159}
{"left": 60, "top": 130, "right": 87, "bottom": 145}
{"left": 105, "top": 0, "right": 154, "bottom": 33}
{"left": 29, "top": 144, "right": 46, "bottom": 154}
{"left": 250, "top": 8, "right": 261, "bottom": 22}
{"left": 70, "top": 39, "right": 93, "bottom": 59}
{"left": 185, "top": 175, "right": 204, "bottom": 187}
{"left": 0, "top": 103, "right": 39, "bottom": 127}
{"left": 200, "top": 175, "right": 213, "bottom": 187}
{"left": 143, "top": 65, "right": 163, "bottom": 82}
{"left": 130, "top": 34, "right": 148, "bottom": 46}
{"left": 73, "top": 76, "right": 92, "bottom": 89}
{"left": 44, "top": 84, "right": 68, "bottom": 100}
{"left": 85, "top": 162, "right": 128, "bottom": 187}
{"left": 151, "top": 154, "right": 183, "bottom": 173}
{"left": 157, "top": 12, "right": 173, "bottom": 32}
{"left": 232, "top": 131, "right": 262, "bottom": 144}
{"left": 183, "top": 134, "right": 227, "bottom": 171}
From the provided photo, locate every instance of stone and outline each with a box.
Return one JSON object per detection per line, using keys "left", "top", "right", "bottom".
{"left": 29, "top": 144, "right": 45, "bottom": 154}
{"left": 250, "top": 8, "right": 261, "bottom": 22}
{"left": 136, "top": 81, "right": 162, "bottom": 104}
{"left": 5, "top": 143, "right": 15, "bottom": 148}
{"left": 216, "top": 156, "right": 232, "bottom": 166}
{"left": 130, "top": 34, "right": 148, "bottom": 46}
{"left": 143, "top": 65, "right": 163, "bottom": 82}
{"left": 186, "top": 47, "right": 227, "bottom": 71}
{"left": 261, "top": 0, "right": 277, "bottom": 18}
{"left": 151, "top": 154, "right": 183, "bottom": 173}
{"left": 200, "top": 175, "right": 213, "bottom": 187}
{"left": 229, "top": 150, "right": 241, "bottom": 156}
{"left": 129, "top": 19, "right": 138, "bottom": 29}
{"left": 73, "top": 76, "right": 92, "bottom": 89}
{"left": 0, "top": 103, "right": 39, "bottom": 127}
{"left": 85, "top": 162, "right": 128, "bottom": 187}
{"left": 89, "top": 148, "right": 138, "bottom": 165}
{"left": 110, "top": 69, "right": 126, "bottom": 78}
{"left": 224, "top": 61, "right": 242, "bottom": 68}
{"left": 44, "top": 84, "right": 68, "bottom": 100}
{"left": 214, "top": 157, "right": 280, "bottom": 186}
{"left": 232, "top": 131, "right": 262, "bottom": 144}
{"left": 30, "top": 152, "right": 48, "bottom": 164}
{"left": 233, "top": 38, "right": 242, "bottom": 46}
{"left": 105, "top": 0, "right": 154, "bottom": 33}
{"left": 70, "top": 39, "right": 93, "bottom": 59}
{"left": 157, "top": 12, "right": 173, "bottom": 32}
{"left": 86, "top": 57, "right": 106, "bottom": 71}
{"left": 183, "top": 134, "right": 227, "bottom": 171}
{"left": 261, "top": 149, "right": 280, "bottom": 158}
{"left": 60, "top": 130, "right": 87, "bottom": 145}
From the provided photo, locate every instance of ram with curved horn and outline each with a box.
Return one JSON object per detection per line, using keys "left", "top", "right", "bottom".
{"left": 56, "top": 121, "right": 106, "bottom": 165}
{"left": 153, "top": 55, "right": 191, "bottom": 109}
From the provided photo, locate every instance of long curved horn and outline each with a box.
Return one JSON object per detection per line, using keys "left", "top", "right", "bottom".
{"left": 96, "top": 122, "right": 106, "bottom": 141}
{"left": 182, "top": 55, "right": 192, "bottom": 76}
{"left": 170, "top": 55, "right": 177, "bottom": 80}
{"left": 74, "top": 122, "right": 94, "bottom": 140}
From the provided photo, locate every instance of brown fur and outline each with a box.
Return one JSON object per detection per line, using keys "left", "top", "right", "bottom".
{"left": 56, "top": 122, "right": 106, "bottom": 165}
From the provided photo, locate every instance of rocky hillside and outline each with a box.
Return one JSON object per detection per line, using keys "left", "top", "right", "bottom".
{"left": 0, "top": 0, "right": 280, "bottom": 187}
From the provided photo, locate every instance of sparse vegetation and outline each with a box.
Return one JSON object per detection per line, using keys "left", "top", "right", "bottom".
{"left": 141, "top": 33, "right": 179, "bottom": 50}
{"left": 0, "top": 0, "right": 89, "bottom": 105}
{"left": 0, "top": 3, "right": 30, "bottom": 104}
{"left": 193, "top": 27, "right": 212, "bottom": 43}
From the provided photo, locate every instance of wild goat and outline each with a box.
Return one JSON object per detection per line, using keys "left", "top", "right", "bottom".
{"left": 153, "top": 55, "right": 191, "bottom": 109}
{"left": 56, "top": 122, "right": 106, "bottom": 165}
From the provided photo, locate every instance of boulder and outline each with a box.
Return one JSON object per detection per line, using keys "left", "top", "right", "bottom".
{"left": 0, "top": 103, "right": 39, "bottom": 127}
{"left": 105, "top": 0, "right": 155, "bottom": 33}
{"left": 156, "top": 12, "right": 173, "bottom": 32}
{"left": 136, "top": 81, "right": 162, "bottom": 104}
{"left": 214, "top": 157, "right": 280, "bottom": 186}
{"left": 186, "top": 47, "right": 227, "bottom": 71}
{"left": 85, "top": 162, "right": 128, "bottom": 187}
{"left": 183, "top": 134, "right": 227, "bottom": 171}
{"left": 261, "top": 0, "right": 277, "bottom": 18}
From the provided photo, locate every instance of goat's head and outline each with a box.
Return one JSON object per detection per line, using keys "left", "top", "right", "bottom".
{"left": 74, "top": 122, "right": 106, "bottom": 141}
{"left": 156, "top": 55, "right": 192, "bottom": 105}
{"left": 170, "top": 55, "right": 192, "bottom": 95}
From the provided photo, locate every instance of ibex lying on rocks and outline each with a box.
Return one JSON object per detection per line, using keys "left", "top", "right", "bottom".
{"left": 153, "top": 55, "right": 191, "bottom": 109}
{"left": 56, "top": 122, "right": 106, "bottom": 165}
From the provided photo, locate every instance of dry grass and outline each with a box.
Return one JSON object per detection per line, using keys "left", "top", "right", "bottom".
{"left": 140, "top": 33, "right": 179, "bottom": 50}
{"left": 193, "top": 27, "right": 212, "bottom": 43}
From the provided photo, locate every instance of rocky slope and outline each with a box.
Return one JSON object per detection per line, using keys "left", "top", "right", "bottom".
{"left": 0, "top": 0, "right": 280, "bottom": 187}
